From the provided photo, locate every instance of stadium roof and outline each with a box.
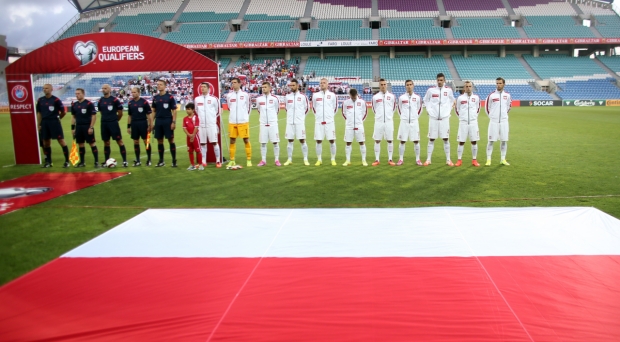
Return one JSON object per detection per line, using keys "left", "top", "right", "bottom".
{"left": 69, "top": 0, "right": 137, "bottom": 12}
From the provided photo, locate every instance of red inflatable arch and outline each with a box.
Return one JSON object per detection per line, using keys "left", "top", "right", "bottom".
{"left": 5, "top": 32, "right": 221, "bottom": 164}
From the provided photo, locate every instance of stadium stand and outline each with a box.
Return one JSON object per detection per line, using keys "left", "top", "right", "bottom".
{"left": 452, "top": 18, "right": 521, "bottom": 39}
{"left": 379, "top": 55, "right": 453, "bottom": 81}
{"left": 306, "top": 20, "right": 372, "bottom": 41}
{"left": 221, "top": 58, "right": 299, "bottom": 95}
{"left": 523, "top": 55, "right": 609, "bottom": 80}
{"left": 595, "top": 15, "right": 620, "bottom": 38}
{"left": 235, "top": 57, "right": 288, "bottom": 66}
{"left": 218, "top": 58, "right": 232, "bottom": 71}
{"left": 110, "top": 0, "right": 184, "bottom": 37}
{"left": 378, "top": 0, "right": 440, "bottom": 18}
{"left": 165, "top": 23, "right": 229, "bottom": 44}
{"left": 577, "top": 3, "right": 616, "bottom": 16}
{"left": 176, "top": 0, "right": 243, "bottom": 23}
{"left": 443, "top": 0, "right": 508, "bottom": 17}
{"left": 305, "top": 56, "right": 373, "bottom": 79}
{"left": 311, "top": 0, "right": 372, "bottom": 19}
{"left": 244, "top": 0, "right": 307, "bottom": 20}
{"left": 451, "top": 55, "right": 533, "bottom": 81}
{"left": 234, "top": 21, "right": 300, "bottom": 42}
{"left": 597, "top": 56, "right": 620, "bottom": 75}
{"left": 58, "top": 13, "right": 110, "bottom": 40}
{"left": 510, "top": 0, "right": 576, "bottom": 16}
{"left": 474, "top": 81, "right": 554, "bottom": 100}
{"left": 33, "top": 74, "right": 80, "bottom": 96}
{"left": 379, "top": 19, "right": 446, "bottom": 39}
{"left": 555, "top": 79, "right": 620, "bottom": 99}
{"left": 524, "top": 16, "right": 595, "bottom": 38}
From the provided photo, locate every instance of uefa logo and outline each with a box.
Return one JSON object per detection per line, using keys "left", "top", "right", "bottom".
{"left": 73, "top": 40, "right": 98, "bottom": 66}
{"left": 11, "top": 85, "right": 28, "bottom": 103}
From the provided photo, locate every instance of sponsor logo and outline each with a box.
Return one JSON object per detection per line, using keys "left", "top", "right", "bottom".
{"left": 402, "top": 100, "right": 409, "bottom": 104}
{"left": 73, "top": 41, "right": 98, "bottom": 66}
{"left": 10, "top": 85, "right": 28, "bottom": 103}
{"left": 288, "top": 100, "right": 294, "bottom": 103}
{"left": 606, "top": 99, "right": 620, "bottom": 106}
{"left": 493, "top": 98, "right": 499, "bottom": 102}
{"left": 461, "top": 101, "right": 467, "bottom": 104}
{"left": 432, "top": 94, "right": 439, "bottom": 98}
{"left": 347, "top": 106, "right": 353, "bottom": 109}
{"left": 529, "top": 101, "right": 554, "bottom": 106}
{"left": 574, "top": 100, "right": 595, "bottom": 107}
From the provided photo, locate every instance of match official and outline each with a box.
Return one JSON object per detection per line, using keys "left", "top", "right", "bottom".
{"left": 127, "top": 86, "right": 153, "bottom": 166}
{"left": 37, "top": 84, "right": 70, "bottom": 168}
{"left": 152, "top": 79, "right": 178, "bottom": 167}
{"left": 98, "top": 84, "right": 128, "bottom": 167}
{"left": 70, "top": 88, "right": 98, "bottom": 167}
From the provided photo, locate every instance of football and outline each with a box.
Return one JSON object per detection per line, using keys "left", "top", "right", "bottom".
{"left": 105, "top": 158, "right": 117, "bottom": 168}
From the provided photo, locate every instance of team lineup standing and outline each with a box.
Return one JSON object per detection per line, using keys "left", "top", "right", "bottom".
{"left": 39, "top": 75, "right": 511, "bottom": 168}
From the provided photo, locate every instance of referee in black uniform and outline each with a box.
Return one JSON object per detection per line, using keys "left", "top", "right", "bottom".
{"left": 127, "top": 86, "right": 153, "bottom": 166}
{"left": 70, "top": 88, "right": 99, "bottom": 167}
{"left": 36, "top": 84, "right": 70, "bottom": 168}
{"left": 98, "top": 84, "right": 128, "bottom": 167}
{"left": 152, "top": 79, "right": 178, "bottom": 167}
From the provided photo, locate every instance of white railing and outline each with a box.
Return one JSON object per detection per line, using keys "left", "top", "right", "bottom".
{"left": 45, "top": 12, "right": 81, "bottom": 45}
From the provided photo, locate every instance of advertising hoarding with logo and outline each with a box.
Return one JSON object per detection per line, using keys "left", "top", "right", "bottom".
{"left": 562, "top": 100, "right": 607, "bottom": 107}
{"left": 521, "top": 100, "right": 563, "bottom": 106}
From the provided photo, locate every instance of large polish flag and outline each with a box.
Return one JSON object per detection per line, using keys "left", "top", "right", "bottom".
{"left": 1, "top": 207, "right": 620, "bottom": 341}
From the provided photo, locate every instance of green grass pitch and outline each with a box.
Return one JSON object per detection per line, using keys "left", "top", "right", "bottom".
{"left": 0, "top": 106, "right": 619, "bottom": 284}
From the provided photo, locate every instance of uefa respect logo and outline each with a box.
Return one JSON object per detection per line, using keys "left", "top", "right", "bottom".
{"left": 73, "top": 40, "right": 98, "bottom": 66}
{"left": 10, "top": 85, "right": 28, "bottom": 103}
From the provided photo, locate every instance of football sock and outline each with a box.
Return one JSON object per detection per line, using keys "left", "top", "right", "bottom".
{"left": 104, "top": 145, "right": 111, "bottom": 161}
{"left": 486, "top": 141, "right": 494, "bottom": 160}
{"left": 374, "top": 142, "right": 381, "bottom": 161}
{"left": 261, "top": 143, "right": 267, "bottom": 162}
{"left": 169, "top": 143, "right": 176, "bottom": 162}
{"left": 91, "top": 145, "right": 99, "bottom": 163}
{"left": 79, "top": 147, "right": 85, "bottom": 164}
{"left": 388, "top": 142, "right": 394, "bottom": 161}
{"left": 457, "top": 144, "right": 464, "bottom": 160}
{"left": 189, "top": 152, "right": 195, "bottom": 165}
{"left": 287, "top": 142, "right": 294, "bottom": 160}
{"left": 196, "top": 150, "right": 203, "bottom": 165}
{"left": 443, "top": 140, "right": 451, "bottom": 161}
{"left": 273, "top": 143, "right": 280, "bottom": 162}
{"left": 427, "top": 140, "right": 434, "bottom": 161}
{"left": 134, "top": 143, "right": 140, "bottom": 160}
{"left": 144, "top": 143, "right": 151, "bottom": 162}
{"left": 471, "top": 144, "right": 478, "bottom": 160}
{"left": 158, "top": 143, "right": 164, "bottom": 162}
{"left": 345, "top": 145, "right": 352, "bottom": 162}
{"left": 119, "top": 145, "right": 127, "bottom": 162}
{"left": 201, "top": 144, "right": 207, "bottom": 164}
{"left": 244, "top": 141, "right": 252, "bottom": 160}
{"left": 330, "top": 142, "right": 336, "bottom": 160}
{"left": 500, "top": 141, "right": 507, "bottom": 160}
{"left": 214, "top": 144, "right": 220, "bottom": 163}
{"left": 398, "top": 143, "right": 405, "bottom": 161}
{"left": 316, "top": 143, "right": 322, "bottom": 161}
{"left": 230, "top": 143, "right": 236, "bottom": 161}
{"left": 414, "top": 142, "right": 420, "bottom": 161}
{"left": 44, "top": 147, "right": 51, "bottom": 163}
{"left": 301, "top": 142, "right": 308, "bottom": 160}
{"left": 62, "top": 145, "right": 69, "bottom": 162}
{"left": 360, "top": 144, "right": 367, "bottom": 161}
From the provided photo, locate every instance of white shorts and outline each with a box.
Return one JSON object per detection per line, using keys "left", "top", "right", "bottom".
{"left": 428, "top": 118, "right": 450, "bottom": 140}
{"left": 487, "top": 121, "right": 509, "bottom": 142}
{"left": 198, "top": 126, "right": 218, "bottom": 144}
{"left": 344, "top": 128, "right": 365, "bottom": 143}
{"left": 259, "top": 124, "right": 280, "bottom": 143}
{"left": 285, "top": 124, "right": 306, "bottom": 140}
{"left": 397, "top": 121, "right": 420, "bottom": 142}
{"left": 372, "top": 121, "right": 394, "bottom": 141}
{"left": 457, "top": 121, "right": 479, "bottom": 143}
{"left": 314, "top": 122, "right": 336, "bottom": 141}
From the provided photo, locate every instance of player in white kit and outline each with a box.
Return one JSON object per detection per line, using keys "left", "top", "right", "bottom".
{"left": 396, "top": 80, "right": 423, "bottom": 166}
{"left": 485, "top": 77, "right": 512, "bottom": 166}
{"left": 194, "top": 82, "right": 222, "bottom": 169}
{"left": 454, "top": 81, "right": 481, "bottom": 167}
{"left": 423, "top": 73, "right": 455, "bottom": 166}
{"left": 371, "top": 79, "right": 396, "bottom": 166}
{"left": 342, "top": 88, "right": 368, "bottom": 166}
{"left": 283, "top": 79, "right": 310, "bottom": 166}
{"left": 256, "top": 82, "right": 281, "bottom": 167}
{"left": 311, "top": 78, "right": 338, "bottom": 166}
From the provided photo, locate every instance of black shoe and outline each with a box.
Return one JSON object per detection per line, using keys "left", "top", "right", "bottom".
{"left": 94, "top": 162, "right": 100, "bottom": 168}
{"left": 133, "top": 160, "right": 141, "bottom": 167}
{"left": 63, "top": 162, "right": 70, "bottom": 168}
{"left": 223, "top": 156, "right": 228, "bottom": 162}
{"left": 75, "top": 163, "right": 86, "bottom": 168}
{"left": 41, "top": 162, "right": 52, "bottom": 168}
{"left": 156, "top": 161, "right": 165, "bottom": 167}
{"left": 122, "top": 161, "right": 128, "bottom": 168}
{"left": 146, "top": 160, "right": 152, "bottom": 166}
{"left": 171, "top": 160, "right": 177, "bottom": 167}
